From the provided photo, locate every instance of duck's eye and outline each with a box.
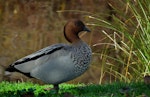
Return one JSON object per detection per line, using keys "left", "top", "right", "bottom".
{"left": 75, "top": 21, "right": 84, "bottom": 27}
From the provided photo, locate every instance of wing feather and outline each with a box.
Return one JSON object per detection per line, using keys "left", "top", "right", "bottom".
{"left": 12, "top": 44, "right": 66, "bottom": 66}
{"left": 6, "top": 44, "right": 68, "bottom": 77}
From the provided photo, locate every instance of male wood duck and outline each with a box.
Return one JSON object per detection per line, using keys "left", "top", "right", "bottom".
{"left": 6, "top": 19, "right": 92, "bottom": 92}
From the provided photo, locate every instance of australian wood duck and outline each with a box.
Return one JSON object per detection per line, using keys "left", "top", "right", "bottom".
{"left": 6, "top": 19, "right": 92, "bottom": 92}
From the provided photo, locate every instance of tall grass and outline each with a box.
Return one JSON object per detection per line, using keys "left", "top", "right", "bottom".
{"left": 88, "top": 0, "right": 150, "bottom": 83}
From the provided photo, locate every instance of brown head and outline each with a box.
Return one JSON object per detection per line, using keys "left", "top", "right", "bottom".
{"left": 64, "top": 19, "right": 91, "bottom": 43}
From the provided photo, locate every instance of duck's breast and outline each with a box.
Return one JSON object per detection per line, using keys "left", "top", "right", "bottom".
{"left": 71, "top": 42, "right": 92, "bottom": 77}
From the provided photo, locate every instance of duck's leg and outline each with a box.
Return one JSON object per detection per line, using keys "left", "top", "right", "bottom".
{"left": 54, "top": 84, "right": 59, "bottom": 93}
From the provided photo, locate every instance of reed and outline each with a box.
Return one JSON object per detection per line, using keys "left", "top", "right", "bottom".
{"left": 88, "top": 0, "right": 150, "bottom": 82}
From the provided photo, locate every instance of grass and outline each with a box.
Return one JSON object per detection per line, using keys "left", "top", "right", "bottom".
{"left": 87, "top": 0, "right": 150, "bottom": 82}
{"left": 0, "top": 81, "right": 150, "bottom": 97}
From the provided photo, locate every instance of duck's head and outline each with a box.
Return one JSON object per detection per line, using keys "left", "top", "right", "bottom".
{"left": 64, "top": 19, "right": 91, "bottom": 43}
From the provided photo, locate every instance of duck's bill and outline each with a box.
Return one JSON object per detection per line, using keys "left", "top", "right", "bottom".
{"left": 83, "top": 26, "right": 91, "bottom": 32}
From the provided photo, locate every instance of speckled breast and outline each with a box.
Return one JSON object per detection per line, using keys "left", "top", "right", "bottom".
{"left": 71, "top": 42, "right": 92, "bottom": 76}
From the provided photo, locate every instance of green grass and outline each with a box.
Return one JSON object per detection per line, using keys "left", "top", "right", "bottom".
{"left": 0, "top": 81, "right": 149, "bottom": 97}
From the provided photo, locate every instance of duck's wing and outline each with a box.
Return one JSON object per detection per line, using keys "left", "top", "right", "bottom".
{"left": 6, "top": 44, "right": 68, "bottom": 77}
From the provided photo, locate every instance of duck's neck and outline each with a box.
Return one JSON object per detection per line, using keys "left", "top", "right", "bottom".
{"left": 71, "top": 39, "right": 83, "bottom": 44}
{"left": 72, "top": 39, "right": 83, "bottom": 44}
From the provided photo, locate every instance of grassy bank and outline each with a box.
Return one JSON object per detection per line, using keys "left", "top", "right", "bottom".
{"left": 0, "top": 81, "right": 149, "bottom": 97}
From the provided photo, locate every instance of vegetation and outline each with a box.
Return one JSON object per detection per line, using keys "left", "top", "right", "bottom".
{"left": 88, "top": 0, "right": 150, "bottom": 83}
{"left": 0, "top": 81, "right": 149, "bottom": 97}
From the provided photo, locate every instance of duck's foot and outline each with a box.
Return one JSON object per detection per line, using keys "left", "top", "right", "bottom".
{"left": 44, "top": 84, "right": 59, "bottom": 94}
{"left": 53, "top": 84, "right": 59, "bottom": 93}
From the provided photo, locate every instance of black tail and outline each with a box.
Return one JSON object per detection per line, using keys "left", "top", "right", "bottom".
{"left": 5, "top": 66, "right": 17, "bottom": 72}
{"left": 5, "top": 66, "right": 33, "bottom": 78}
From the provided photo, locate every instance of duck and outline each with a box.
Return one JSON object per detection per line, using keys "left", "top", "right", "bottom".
{"left": 6, "top": 19, "right": 92, "bottom": 92}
